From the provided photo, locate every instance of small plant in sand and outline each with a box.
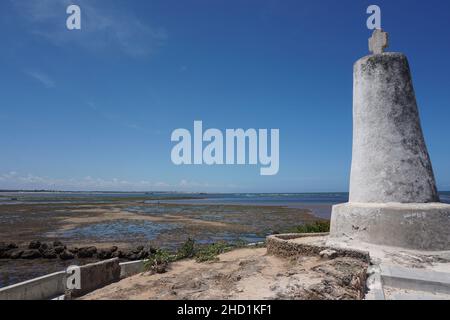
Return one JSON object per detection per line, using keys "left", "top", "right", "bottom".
{"left": 144, "top": 249, "right": 175, "bottom": 274}
{"left": 176, "top": 238, "right": 196, "bottom": 259}
{"left": 195, "top": 241, "right": 231, "bottom": 263}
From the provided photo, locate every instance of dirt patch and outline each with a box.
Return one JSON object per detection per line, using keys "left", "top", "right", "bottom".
{"left": 81, "top": 247, "right": 368, "bottom": 300}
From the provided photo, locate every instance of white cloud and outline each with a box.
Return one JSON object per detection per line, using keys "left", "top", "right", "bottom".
{"left": 0, "top": 172, "right": 164, "bottom": 191}
{"left": 12, "top": 0, "right": 167, "bottom": 57}
{"left": 178, "top": 179, "right": 212, "bottom": 189}
{"left": 0, "top": 172, "right": 237, "bottom": 192}
{"left": 24, "top": 70, "right": 56, "bottom": 88}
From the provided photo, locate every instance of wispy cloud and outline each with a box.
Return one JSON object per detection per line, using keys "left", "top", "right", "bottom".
{"left": 0, "top": 172, "right": 237, "bottom": 192}
{"left": 12, "top": 0, "right": 167, "bottom": 57}
{"left": 0, "top": 171, "right": 165, "bottom": 191}
{"left": 24, "top": 70, "right": 55, "bottom": 88}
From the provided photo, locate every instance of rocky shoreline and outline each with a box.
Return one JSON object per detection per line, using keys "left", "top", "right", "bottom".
{"left": 0, "top": 241, "right": 155, "bottom": 262}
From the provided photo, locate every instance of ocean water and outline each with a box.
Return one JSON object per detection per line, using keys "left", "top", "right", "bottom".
{"left": 440, "top": 191, "right": 450, "bottom": 204}
{"left": 147, "top": 192, "right": 450, "bottom": 219}
{"left": 147, "top": 193, "right": 350, "bottom": 219}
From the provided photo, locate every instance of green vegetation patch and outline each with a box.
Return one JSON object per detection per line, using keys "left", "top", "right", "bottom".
{"left": 143, "top": 248, "right": 177, "bottom": 273}
{"left": 288, "top": 220, "right": 330, "bottom": 234}
{"left": 143, "top": 238, "right": 255, "bottom": 272}
{"left": 194, "top": 241, "right": 232, "bottom": 262}
{"left": 176, "top": 237, "right": 196, "bottom": 259}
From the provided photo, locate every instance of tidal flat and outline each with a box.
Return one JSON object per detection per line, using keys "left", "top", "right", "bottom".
{"left": 0, "top": 193, "right": 320, "bottom": 287}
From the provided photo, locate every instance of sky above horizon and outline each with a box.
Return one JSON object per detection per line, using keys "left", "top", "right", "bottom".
{"left": 1, "top": 0, "right": 449, "bottom": 192}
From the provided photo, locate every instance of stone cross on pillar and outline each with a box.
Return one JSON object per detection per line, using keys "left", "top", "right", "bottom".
{"left": 329, "top": 30, "right": 450, "bottom": 251}
{"left": 369, "top": 29, "right": 388, "bottom": 54}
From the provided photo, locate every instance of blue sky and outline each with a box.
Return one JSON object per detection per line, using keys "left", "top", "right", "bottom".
{"left": 0, "top": 0, "right": 449, "bottom": 192}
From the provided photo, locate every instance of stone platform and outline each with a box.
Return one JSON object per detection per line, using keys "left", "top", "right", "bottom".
{"left": 267, "top": 233, "right": 450, "bottom": 300}
{"left": 330, "top": 202, "right": 450, "bottom": 251}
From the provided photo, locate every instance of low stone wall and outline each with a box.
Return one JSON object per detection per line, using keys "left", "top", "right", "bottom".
{"left": 120, "top": 260, "right": 145, "bottom": 278}
{"left": 68, "top": 258, "right": 121, "bottom": 298}
{"left": 0, "top": 271, "right": 66, "bottom": 300}
{"left": 0, "top": 258, "right": 147, "bottom": 300}
{"left": 266, "top": 233, "right": 370, "bottom": 263}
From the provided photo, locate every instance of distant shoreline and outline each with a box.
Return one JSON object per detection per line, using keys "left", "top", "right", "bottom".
{"left": 1, "top": 190, "right": 448, "bottom": 194}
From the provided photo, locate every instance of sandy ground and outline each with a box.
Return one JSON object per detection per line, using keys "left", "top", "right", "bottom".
{"left": 81, "top": 248, "right": 367, "bottom": 300}
{"left": 50, "top": 207, "right": 237, "bottom": 232}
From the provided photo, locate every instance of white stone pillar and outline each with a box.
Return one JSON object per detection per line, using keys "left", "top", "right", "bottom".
{"left": 329, "top": 31, "right": 450, "bottom": 251}
{"left": 349, "top": 52, "right": 439, "bottom": 204}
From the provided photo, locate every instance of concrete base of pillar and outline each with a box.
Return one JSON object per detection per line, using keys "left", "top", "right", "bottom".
{"left": 330, "top": 202, "right": 450, "bottom": 251}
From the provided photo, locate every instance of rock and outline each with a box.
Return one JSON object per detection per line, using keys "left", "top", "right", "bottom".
{"left": 0, "top": 243, "right": 8, "bottom": 257}
{"left": 9, "top": 249, "right": 24, "bottom": 259}
{"left": 41, "top": 248, "right": 57, "bottom": 259}
{"left": 232, "top": 274, "right": 242, "bottom": 281}
{"left": 133, "top": 246, "right": 144, "bottom": 254}
{"left": 77, "top": 246, "right": 97, "bottom": 258}
{"left": 69, "top": 247, "right": 79, "bottom": 254}
{"left": 126, "top": 253, "right": 140, "bottom": 261}
{"left": 118, "top": 248, "right": 150, "bottom": 260}
{"left": 0, "top": 242, "right": 18, "bottom": 253}
{"left": 0, "top": 245, "right": 15, "bottom": 259}
{"left": 97, "top": 250, "right": 111, "bottom": 260}
{"left": 320, "top": 249, "right": 338, "bottom": 260}
{"left": 120, "top": 249, "right": 132, "bottom": 259}
{"left": 97, "top": 246, "right": 119, "bottom": 260}
{"left": 123, "top": 246, "right": 152, "bottom": 260}
{"left": 54, "top": 246, "right": 66, "bottom": 254}
{"left": 59, "top": 250, "right": 75, "bottom": 260}
{"left": 28, "top": 241, "right": 41, "bottom": 250}
{"left": 97, "top": 250, "right": 112, "bottom": 260}
{"left": 53, "top": 241, "right": 64, "bottom": 247}
{"left": 22, "top": 249, "right": 42, "bottom": 259}
{"left": 124, "top": 249, "right": 147, "bottom": 261}
{"left": 38, "top": 243, "right": 51, "bottom": 252}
